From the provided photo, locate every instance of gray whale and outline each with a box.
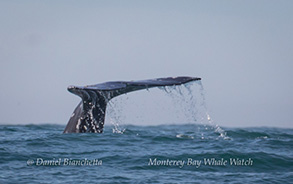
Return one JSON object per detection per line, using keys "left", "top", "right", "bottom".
{"left": 63, "top": 76, "right": 201, "bottom": 133}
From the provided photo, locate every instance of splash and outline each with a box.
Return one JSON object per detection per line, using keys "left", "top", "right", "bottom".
{"left": 106, "top": 97, "right": 127, "bottom": 134}
{"left": 160, "top": 81, "right": 228, "bottom": 139}
{"left": 105, "top": 80, "right": 228, "bottom": 139}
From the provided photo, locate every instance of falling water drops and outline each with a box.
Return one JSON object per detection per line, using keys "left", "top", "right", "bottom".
{"left": 105, "top": 80, "right": 228, "bottom": 139}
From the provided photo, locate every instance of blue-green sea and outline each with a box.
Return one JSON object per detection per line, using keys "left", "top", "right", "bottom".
{"left": 0, "top": 124, "right": 292, "bottom": 183}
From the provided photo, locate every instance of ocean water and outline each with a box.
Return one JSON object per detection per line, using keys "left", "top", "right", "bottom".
{"left": 1, "top": 82, "right": 292, "bottom": 183}
{"left": 0, "top": 124, "right": 292, "bottom": 184}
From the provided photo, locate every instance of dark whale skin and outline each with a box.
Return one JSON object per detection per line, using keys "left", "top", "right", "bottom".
{"left": 63, "top": 76, "right": 201, "bottom": 133}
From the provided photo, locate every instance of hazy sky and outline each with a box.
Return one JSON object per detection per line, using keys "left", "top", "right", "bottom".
{"left": 0, "top": 0, "right": 292, "bottom": 128}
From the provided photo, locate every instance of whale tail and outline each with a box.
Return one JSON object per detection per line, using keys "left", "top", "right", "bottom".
{"left": 63, "top": 76, "right": 201, "bottom": 133}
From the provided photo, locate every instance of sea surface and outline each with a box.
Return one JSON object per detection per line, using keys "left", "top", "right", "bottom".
{"left": 0, "top": 124, "right": 292, "bottom": 184}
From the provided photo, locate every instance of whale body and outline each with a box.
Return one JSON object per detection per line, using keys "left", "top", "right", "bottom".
{"left": 63, "top": 76, "right": 201, "bottom": 133}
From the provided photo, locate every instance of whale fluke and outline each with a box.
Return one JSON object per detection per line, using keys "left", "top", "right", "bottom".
{"left": 63, "top": 76, "right": 201, "bottom": 133}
